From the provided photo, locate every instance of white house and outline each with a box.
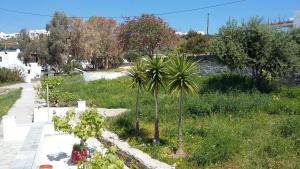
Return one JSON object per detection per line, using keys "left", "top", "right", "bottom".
{"left": 271, "top": 11, "right": 300, "bottom": 29}
{"left": 0, "top": 49, "right": 42, "bottom": 82}
{"left": 294, "top": 11, "right": 300, "bottom": 28}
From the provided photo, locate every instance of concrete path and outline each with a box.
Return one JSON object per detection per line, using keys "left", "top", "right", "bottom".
{"left": 0, "top": 82, "right": 38, "bottom": 169}
{"left": 4, "top": 82, "right": 37, "bottom": 124}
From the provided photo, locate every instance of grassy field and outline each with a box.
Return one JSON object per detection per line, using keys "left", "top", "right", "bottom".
{"left": 0, "top": 81, "right": 19, "bottom": 87}
{"left": 0, "top": 88, "right": 22, "bottom": 119}
{"left": 48, "top": 74, "right": 300, "bottom": 169}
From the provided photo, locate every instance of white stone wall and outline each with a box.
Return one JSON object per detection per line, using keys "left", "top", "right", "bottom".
{"left": 0, "top": 49, "right": 42, "bottom": 82}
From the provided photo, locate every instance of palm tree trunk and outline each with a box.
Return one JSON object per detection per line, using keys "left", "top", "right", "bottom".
{"left": 135, "top": 86, "right": 140, "bottom": 136}
{"left": 176, "top": 88, "right": 185, "bottom": 156}
{"left": 153, "top": 88, "right": 159, "bottom": 144}
{"left": 105, "top": 57, "right": 109, "bottom": 69}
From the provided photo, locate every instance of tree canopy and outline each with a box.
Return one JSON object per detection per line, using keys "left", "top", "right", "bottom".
{"left": 47, "top": 11, "right": 70, "bottom": 70}
{"left": 118, "top": 14, "right": 179, "bottom": 58}
{"left": 17, "top": 29, "right": 49, "bottom": 66}
{"left": 179, "top": 31, "right": 210, "bottom": 55}
{"left": 210, "top": 17, "right": 298, "bottom": 80}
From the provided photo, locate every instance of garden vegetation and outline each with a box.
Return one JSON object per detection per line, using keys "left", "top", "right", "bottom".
{"left": 0, "top": 88, "right": 22, "bottom": 119}
{"left": 0, "top": 67, "right": 23, "bottom": 85}
{"left": 40, "top": 73, "right": 300, "bottom": 168}
{"left": 37, "top": 16, "right": 300, "bottom": 169}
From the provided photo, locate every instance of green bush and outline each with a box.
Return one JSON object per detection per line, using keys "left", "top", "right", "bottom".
{"left": 40, "top": 76, "right": 78, "bottom": 106}
{"left": 0, "top": 67, "right": 23, "bottom": 83}
{"left": 40, "top": 76, "right": 63, "bottom": 90}
{"left": 79, "top": 146, "right": 124, "bottom": 169}
{"left": 190, "top": 124, "right": 240, "bottom": 166}
{"left": 53, "top": 109, "right": 105, "bottom": 143}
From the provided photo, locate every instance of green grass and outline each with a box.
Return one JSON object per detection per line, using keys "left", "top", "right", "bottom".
{"left": 46, "top": 74, "right": 300, "bottom": 169}
{"left": 0, "top": 81, "right": 20, "bottom": 87}
{"left": 0, "top": 88, "right": 22, "bottom": 119}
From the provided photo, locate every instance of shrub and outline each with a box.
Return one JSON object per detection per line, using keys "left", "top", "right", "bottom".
{"left": 0, "top": 67, "right": 23, "bottom": 83}
{"left": 53, "top": 109, "right": 104, "bottom": 143}
{"left": 79, "top": 146, "right": 124, "bottom": 169}
{"left": 39, "top": 76, "right": 78, "bottom": 106}
{"left": 40, "top": 76, "right": 63, "bottom": 90}
{"left": 190, "top": 124, "right": 240, "bottom": 166}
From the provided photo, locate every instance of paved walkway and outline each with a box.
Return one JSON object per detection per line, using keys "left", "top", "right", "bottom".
{"left": 5, "top": 83, "right": 36, "bottom": 124}
{"left": 0, "top": 82, "right": 38, "bottom": 169}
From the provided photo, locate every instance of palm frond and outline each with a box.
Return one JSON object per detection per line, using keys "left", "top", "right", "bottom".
{"left": 145, "top": 56, "right": 167, "bottom": 92}
{"left": 128, "top": 60, "right": 146, "bottom": 89}
{"left": 166, "top": 55, "right": 199, "bottom": 95}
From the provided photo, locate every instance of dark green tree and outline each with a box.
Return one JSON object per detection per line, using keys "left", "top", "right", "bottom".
{"left": 47, "top": 11, "right": 70, "bottom": 71}
{"left": 210, "top": 17, "right": 298, "bottom": 81}
{"left": 289, "top": 28, "right": 300, "bottom": 78}
{"left": 17, "top": 29, "right": 49, "bottom": 65}
{"left": 179, "top": 31, "right": 210, "bottom": 55}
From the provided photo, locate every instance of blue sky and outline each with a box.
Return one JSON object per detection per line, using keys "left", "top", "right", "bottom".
{"left": 0, "top": 0, "right": 299, "bottom": 34}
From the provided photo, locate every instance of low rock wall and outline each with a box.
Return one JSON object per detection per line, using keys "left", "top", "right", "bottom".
{"left": 98, "top": 130, "right": 175, "bottom": 169}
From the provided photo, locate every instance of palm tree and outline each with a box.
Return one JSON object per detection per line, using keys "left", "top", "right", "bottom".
{"left": 128, "top": 60, "right": 146, "bottom": 136}
{"left": 167, "top": 55, "right": 198, "bottom": 156}
{"left": 145, "top": 56, "right": 167, "bottom": 144}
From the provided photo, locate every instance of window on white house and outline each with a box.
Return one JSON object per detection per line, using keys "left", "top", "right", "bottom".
{"left": 0, "top": 56, "right": 2, "bottom": 62}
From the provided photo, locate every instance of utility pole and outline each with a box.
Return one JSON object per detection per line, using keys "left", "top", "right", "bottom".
{"left": 46, "top": 84, "right": 50, "bottom": 122}
{"left": 206, "top": 13, "right": 210, "bottom": 35}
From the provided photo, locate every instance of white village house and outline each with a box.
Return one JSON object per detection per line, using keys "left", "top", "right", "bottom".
{"left": 0, "top": 49, "right": 42, "bottom": 82}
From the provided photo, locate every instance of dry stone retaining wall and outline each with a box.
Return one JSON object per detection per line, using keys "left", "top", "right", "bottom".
{"left": 98, "top": 130, "right": 175, "bottom": 169}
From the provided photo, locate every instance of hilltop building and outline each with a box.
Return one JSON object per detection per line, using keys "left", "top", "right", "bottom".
{"left": 271, "top": 11, "right": 300, "bottom": 29}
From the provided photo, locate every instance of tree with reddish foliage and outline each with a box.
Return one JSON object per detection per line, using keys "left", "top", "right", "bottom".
{"left": 83, "top": 16, "right": 121, "bottom": 69}
{"left": 118, "top": 14, "right": 179, "bottom": 58}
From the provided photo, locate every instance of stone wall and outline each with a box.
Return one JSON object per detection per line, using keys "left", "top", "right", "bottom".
{"left": 98, "top": 130, "right": 175, "bottom": 169}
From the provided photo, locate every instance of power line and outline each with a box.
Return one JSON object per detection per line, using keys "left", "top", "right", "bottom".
{"left": 151, "top": 0, "right": 246, "bottom": 16}
{"left": 0, "top": 7, "right": 52, "bottom": 17}
{"left": 0, "top": 0, "right": 246, "bottom": 19}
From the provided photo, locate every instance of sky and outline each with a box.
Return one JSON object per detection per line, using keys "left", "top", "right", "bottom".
{"left": 0, "top": 0, "right": 299, "bottom": 34}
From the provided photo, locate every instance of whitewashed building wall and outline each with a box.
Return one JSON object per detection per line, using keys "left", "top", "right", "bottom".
{"left": 294, "top": 11, "right": 300, "bottom": 28}
{"left": 0, "top": 49, "right": 42, "bottom": 82}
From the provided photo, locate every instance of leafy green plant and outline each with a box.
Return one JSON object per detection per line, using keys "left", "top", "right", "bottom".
{"left": 0, "top": 67, "right": 24, "bottom": 83}
{"left": 78, "top": 146, "right": 124, "bottom": 169}
{"left": 40, "top": 76, "right": 78, "bottom": 106}
{"left": 53, "top": 109, "right": 104, "bottom": 145}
